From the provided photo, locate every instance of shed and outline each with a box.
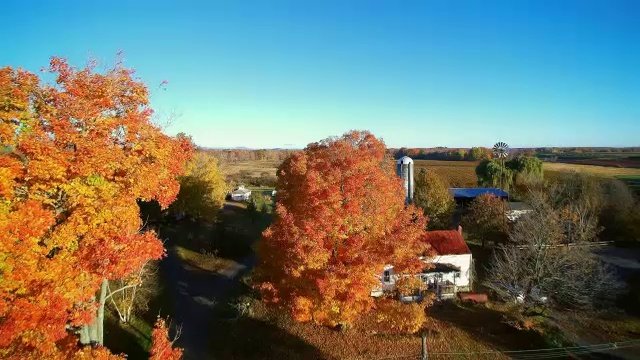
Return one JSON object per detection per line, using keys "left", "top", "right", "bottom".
{"left": 449, "top": 187, "right": 509, "bottom": 206}
{"left": 506, "top": 202, "right": 533, "bottom": 221}
{"left": 231, "top": 185, "right": 252, "bottom": 201}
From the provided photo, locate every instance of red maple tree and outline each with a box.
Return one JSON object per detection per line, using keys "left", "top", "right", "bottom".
{"left": 256, "top": 131, "right": 434, "bottom": 328}
{"left": 149, "top": 317, "right": 183, "bottom": 360}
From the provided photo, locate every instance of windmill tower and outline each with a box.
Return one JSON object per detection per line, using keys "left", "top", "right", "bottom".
{"left": 493, "top": 142, "right": 510, "bottom": 230}
{"left": 397, "top": 156, "right": 414, "bottom": 203}
{"left": 492, "top": 142, "right": 509, "bottom": 194}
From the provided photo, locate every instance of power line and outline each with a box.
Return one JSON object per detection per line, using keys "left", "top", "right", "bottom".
{"left": 363, "top": 339, "right": 640, "bottom": 360}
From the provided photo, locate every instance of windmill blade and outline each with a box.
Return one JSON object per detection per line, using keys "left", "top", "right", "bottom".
{"left": 493, "top": 142, "right": 510, "bottom": 159}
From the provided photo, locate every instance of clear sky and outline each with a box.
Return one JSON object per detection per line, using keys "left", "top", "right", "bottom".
{"left": 2, "top": 0, "right": 639, "bottom": 149}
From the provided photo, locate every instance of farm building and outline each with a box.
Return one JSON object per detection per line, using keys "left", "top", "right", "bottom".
{"left": 506, "top": 202, "right": 533, "bottom": 221}
{"left": 231, "top": 185, "right": 252, "bottom": 201}
{"left": 372, "top": 227, "right": 473, "bottom": 301}
{"left": 449, "top": 187, "right": 509, "bottom": 206}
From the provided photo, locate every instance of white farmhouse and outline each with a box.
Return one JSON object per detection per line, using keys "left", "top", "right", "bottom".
{"left": 372, "top": 228, "right": 473, "bottom": 300}
{"left": 231, "top": 185, "right": 252, "bottom": 201}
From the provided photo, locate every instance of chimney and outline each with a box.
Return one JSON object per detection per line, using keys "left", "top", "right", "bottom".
{"left": 457, "top": 225, "right": 463, "bottom": 235}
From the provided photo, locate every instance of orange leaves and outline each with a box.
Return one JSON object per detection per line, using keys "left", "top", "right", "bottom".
{"left": 149, "top": 317, "right": 183, "bottom": 360}
{"left": 373, "top": 298, "right": 427, "bottom": 334}
{"left": 395, "top": 276, "right": 427, "bottom": 297}
{"left": 0, "top": 156, "right": 22, "bottom": 199}
{"left": 257, "top": 131, "right": 433, "bottom": 328}
{"left": 292, "top": 297, "right": 314, "bottom": 322}
{"left": 0, "top": 57, "right": 191, "bottom": 356}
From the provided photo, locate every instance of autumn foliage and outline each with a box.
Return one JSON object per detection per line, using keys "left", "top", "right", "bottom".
{"left": 0, "top": 58, "right": 191, "bottom": 357}
{"left": 413, "top": 168, "right": 455, "bottom": 230}
{"left": 169, "top": 151, "right": 227, "bottom": 220}
{"left": 395, "top": 276, "right": 427, "bottom": 297}
{"left": 149, "top": 317, "right": 183, "bottom": 360}
{"left": 256, "top": 131, "right": 434, "bottom": 328}
{"left": 461, "top": 193, "right": 508, "bottom": 247}
{"left": 373, "top": 298, "right": 428, "bottom": 334}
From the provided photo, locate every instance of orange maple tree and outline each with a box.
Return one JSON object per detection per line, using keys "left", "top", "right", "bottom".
{"left": 149, "top": 317, "right": 184, "bottom": 360}
{"left": 256, "top": 131, "right": 434, "bottom": 328}
{"left": 0, "top": 57, "right": 192, "bottom": 358}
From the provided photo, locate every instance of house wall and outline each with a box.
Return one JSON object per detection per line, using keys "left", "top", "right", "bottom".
{"left": 231, "top": 192, "right": 251, "bottom": 201}
{"left": 432, "top": 254, "right": 472, "bottom": 287}
{"left": 371, "top": 254, "right": 473, "bottom": 297}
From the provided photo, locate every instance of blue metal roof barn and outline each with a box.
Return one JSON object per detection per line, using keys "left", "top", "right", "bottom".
{"left": 448, "top": 188, "right": 509, "bottom": 199}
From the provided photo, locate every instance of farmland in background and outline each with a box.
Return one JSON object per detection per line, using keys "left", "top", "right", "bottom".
{"left": 218, "top": 156, "right": 640, "bottom": 192}
{"left": 414, "top": 160, "right": 479, "bottom": 187}
{"left": 538, "top": 152, "right": 640, "bottom": 169}
{"left": 219, "top": 159, "right": 281, "bottom": 178}
{"left": 616, "top": 175, "right": 640, "bottom": 193}
{"left": 543, "top": 163, "right": 640, "bottom": 193}
{"left": 217, "top": 159, "right": 280, "bottom": 188}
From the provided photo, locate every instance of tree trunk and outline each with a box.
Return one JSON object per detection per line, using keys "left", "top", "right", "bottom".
{"left": 79, "top": 279, "right": 108, "bottom": 346}
{"left": 97, "top": 278, "right": 107, "bottom": 344}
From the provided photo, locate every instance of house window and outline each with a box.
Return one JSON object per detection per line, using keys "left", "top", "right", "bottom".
{"left": 383, "top": 270, "right": 390, "bottom": 283}
{"left": 454, "top": 271, "right": 461, "bottom": 279}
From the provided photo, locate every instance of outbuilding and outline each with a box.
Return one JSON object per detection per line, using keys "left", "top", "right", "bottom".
{"left": 449, "top": 187, "right": 509, "bottom": 207}
{"left": 231, "top": 185, "right": 252, "bottom": 201}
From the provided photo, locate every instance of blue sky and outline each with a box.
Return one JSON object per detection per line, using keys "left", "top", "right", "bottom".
{"left": 2, "top": 0, "right": 638, "bottom": 148}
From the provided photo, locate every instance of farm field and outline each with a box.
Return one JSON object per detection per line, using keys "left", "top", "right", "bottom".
{"left": 220, "top": 159, "right": 281, "bottom": 178}
{"left": 543, "top": 162, "right": 640, "bottom": 178}
{"left": 413, "top": 160, "right": 479, "bottom": 187}
{"left": 544, "top": 163, "right": 640, "bottom": 192}
{"left": 222, "top": 158, "right": 640, "bottom": 190}
{"left": 538, "top": 152, "right": 640, "bottom": 169}
{"left": 221, "top": 159, "right": 481, "bottom": 188}
{"left": 617, "top": 175, "right": 640, "bottom": 193}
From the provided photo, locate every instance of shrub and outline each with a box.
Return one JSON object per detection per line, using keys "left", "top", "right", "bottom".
{"left": 374, "top": 299, "right": 427, "bottom": 334}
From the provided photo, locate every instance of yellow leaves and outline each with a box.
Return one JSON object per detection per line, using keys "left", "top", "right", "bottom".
{"left": 169, "top": 151, "right": 226, "bottom": 220}
{"left": 292, "top": 297, "right": 314, "bottom": 322}
{"left": 373, "top": 298, "right": 427, "bottom": 334}
{"left": 395, "top": 276, "right": 427, "bottom": 297}
{"left": 85, "top": 174, "right": 106, "bottom": 187}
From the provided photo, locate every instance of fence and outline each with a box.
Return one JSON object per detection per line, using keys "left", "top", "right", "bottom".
{"left": 515, "top": 241, "right": 613, "bottom": 249}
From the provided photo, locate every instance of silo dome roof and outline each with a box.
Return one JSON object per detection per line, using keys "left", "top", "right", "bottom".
{"left": 397, "top": 156, "right": 413, "bottom": 164}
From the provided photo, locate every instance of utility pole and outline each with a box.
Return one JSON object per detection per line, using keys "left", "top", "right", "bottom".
{"left": 421, "top": 332, "right": 428, "bottom": 360}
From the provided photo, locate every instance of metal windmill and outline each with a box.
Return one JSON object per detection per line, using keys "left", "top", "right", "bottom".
{"left": 493, "top": 142, "right": 510, "bottom": 230}
{"left": 492, "top": 142, "right": 509, "bottom": 195}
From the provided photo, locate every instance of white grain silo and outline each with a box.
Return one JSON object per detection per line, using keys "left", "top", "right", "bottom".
{"left": 397, "top": 156, "right": 414, "bottom": 203}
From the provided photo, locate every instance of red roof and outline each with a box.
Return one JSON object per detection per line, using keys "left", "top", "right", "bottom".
{"left": 424, "top": 230, "right": 471, "bottom": 255}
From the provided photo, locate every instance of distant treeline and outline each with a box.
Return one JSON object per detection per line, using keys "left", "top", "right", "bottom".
{"left": 535, "top": 147, "right": 640, "bottom": 154}
{"left": 389, "top": 147, "right": 640, "bottom": 161}
{"left": 389, "top": 147, "right": 494, "bottom": 161}
{"left": 203, "top": 147, "right": 640, "bottom": 164}
{"left": 202, "top": 148, "right": 297, "bottom": 162}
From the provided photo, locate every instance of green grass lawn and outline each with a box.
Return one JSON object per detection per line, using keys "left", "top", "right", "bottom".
{"left": 104, "top": 312, "right": 155, "bottom": 358}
